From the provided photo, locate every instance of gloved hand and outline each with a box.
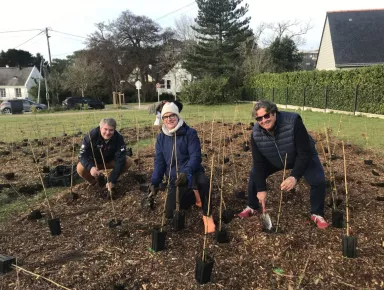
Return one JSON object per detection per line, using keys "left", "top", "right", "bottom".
{"left": 149, "top": 184, "right": 159, "bottom": 197}
{"left": 175, "top": 173, "right": 188, "bottom": 187}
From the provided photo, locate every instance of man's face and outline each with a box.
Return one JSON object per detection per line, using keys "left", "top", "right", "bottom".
{"left": 162, "top": 113, "right": 178, "bottom": 130}
{"left": 255, "top": 108, "right": 276, "bottom": 131}
{"left": 100, "top": 124, "right": 115, "bottom": 140}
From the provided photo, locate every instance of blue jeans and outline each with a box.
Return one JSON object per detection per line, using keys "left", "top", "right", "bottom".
{"left": 247, "top": 154, "right": 326, "bottom": 216}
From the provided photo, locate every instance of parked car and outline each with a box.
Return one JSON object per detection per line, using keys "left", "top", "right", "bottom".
{"left": 0, "top": 99, "right": 23, "bottom": 114}
{"left": 22, "top": 100, "right": 47, "bottom": 112}
{"left": 62, "top": 97, "right": 105, "bottom": 110}
{"left": 0, "top": 99, "right": 46, "bottom": 114}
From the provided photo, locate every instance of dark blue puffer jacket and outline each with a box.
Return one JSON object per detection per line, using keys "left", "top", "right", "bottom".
{"left": 151, "top": 122, "right": 204, "bottom": 188}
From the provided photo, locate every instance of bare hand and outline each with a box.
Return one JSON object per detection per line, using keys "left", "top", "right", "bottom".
{"left": 280, "top": 176, "right": 297, "bottom": 191}
{"left": 257, "top": 191, "right": 267, "bottom": 212}
{"left": 106, "top": 182, "right": 115, "bottom": 192}
{"left": 90, "top": 167, "right": 100, "bottom": 177}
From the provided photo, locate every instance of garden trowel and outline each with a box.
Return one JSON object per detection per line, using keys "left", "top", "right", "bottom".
{"left": 260, "top": 204, "right": 272, "bottom": 231}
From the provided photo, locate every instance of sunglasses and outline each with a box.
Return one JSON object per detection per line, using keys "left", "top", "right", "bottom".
{"left": 162, "top": 113, "right": 177, "bottom": 120}
{"left": 255, "top": 112, "right": 271, "bottom": 122}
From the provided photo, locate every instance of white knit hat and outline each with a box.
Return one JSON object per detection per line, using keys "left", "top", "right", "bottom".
{"left": 161, "top": 102, "right": 180, "bottom": 119}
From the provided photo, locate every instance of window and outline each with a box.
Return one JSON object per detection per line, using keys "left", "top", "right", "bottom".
{"left": 15, "top": 88, "right": 22, "bottom": 98}
{"left": 183, "top": 80, "right": 188, "bottom": 86}
{"left": 167, "top": 80, "right": 171, "bottom": 89}
{"left": 0, "top": 88, "right": 5, "bottom": 98}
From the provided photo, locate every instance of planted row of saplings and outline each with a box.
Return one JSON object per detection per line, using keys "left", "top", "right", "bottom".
{"left": 320, "top": 123, "right": 357, "bottom": 258}
{"left": 2, "top": 120, "right": 359, "bottom": 286}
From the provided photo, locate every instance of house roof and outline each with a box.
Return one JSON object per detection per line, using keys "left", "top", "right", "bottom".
{"left": 0, "top": 67, "right": 35, "bottom": 86}
{"left": 327, "top": 9, "right": 384, "bottom": 67}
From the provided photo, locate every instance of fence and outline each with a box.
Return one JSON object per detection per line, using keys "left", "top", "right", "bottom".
{"left": 245, "top": 85, "right": 384, "bottom": 115}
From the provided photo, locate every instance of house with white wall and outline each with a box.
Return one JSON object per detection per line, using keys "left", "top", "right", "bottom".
{"left": 159, "top": 62, "right": 193, "bottom": 96}
{"left": 0, "top": 66, "right": 42, "bottom": 100}
{"left": 317, "top": 9, "right": 384, "bottom": 70}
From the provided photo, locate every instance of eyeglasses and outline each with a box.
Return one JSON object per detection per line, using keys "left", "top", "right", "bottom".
{"left": 162, "top": 113, "right": 177, "bottom": 120}
{"left": 255, "top": 113, "right": 271, "bottom": 122}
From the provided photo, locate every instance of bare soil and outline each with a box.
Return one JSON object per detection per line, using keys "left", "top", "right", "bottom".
{"left": 0, "top": 121, "right": 383, "bottom": 290}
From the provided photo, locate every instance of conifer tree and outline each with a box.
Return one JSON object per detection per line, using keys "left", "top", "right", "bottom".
{"left": 184, "top": 0, "right": 252, "bottom": 77}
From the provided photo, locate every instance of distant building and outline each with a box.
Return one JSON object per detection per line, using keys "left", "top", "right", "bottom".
{"left": 300, "top": 49, "right": 318, "bottom": 71}
{"left": 317, "top": 9, "right": 384, "bottom": 70}
{"left": 158, "top": 62, "right": 193, "bottom": 96}
{"left": 0, "top": 66, "right": 42, "bottom": 100}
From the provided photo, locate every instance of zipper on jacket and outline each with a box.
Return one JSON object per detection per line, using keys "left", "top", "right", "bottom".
{"left": 265, "top": 131, "right": 284, "bottom": 167}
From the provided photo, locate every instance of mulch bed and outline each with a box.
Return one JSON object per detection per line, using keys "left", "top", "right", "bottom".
{"left": 0, "top": 121, "right": 383, "bottom": 290}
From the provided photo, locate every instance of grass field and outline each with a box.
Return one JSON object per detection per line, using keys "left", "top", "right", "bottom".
{"left": 0, "top": 103, "right": 383, "bottom": 153}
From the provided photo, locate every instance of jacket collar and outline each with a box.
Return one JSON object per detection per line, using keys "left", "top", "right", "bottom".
{"left": 162, "top": 121, "right": 188, "bottom": 136}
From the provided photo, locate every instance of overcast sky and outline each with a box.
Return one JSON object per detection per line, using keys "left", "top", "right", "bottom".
{"left": 0, "top": 0, "right": 383, "bottom": 62}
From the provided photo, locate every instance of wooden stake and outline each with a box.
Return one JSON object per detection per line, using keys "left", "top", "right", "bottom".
{"left": 28, "top": 140, "right": 54, "bottom": 219}
{"left": 226, "top": 126, "right": 238, "bottom": 186}
{"left": 99, "top": 148, "right": 117, "bottom": 223}
{"left": 331, "top": 115, "right": 342, "bottom": 155}
{"left": 12, "top": 264, "right": 71, "bottom": 290}
{"left": 275, "top": 153, "right": 288, "bottom": 232}
{"left": 342, "top": 141, "right": 350, "bottom": 236}
{"left": 324, "top": 125, "right": 338, "bottom": 210}
{"left": 202, "top": 154, "right": 215, "bottom": 262}
{"left": 70, "top": 135, "right": 76, "bottom": 193}
{"left": 160, "top": 142, "right": 176, "bottom": 232}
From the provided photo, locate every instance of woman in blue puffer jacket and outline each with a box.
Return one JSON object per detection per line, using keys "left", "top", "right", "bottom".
{"left": 150, "top": 101, "right": 215, "bottom": 233}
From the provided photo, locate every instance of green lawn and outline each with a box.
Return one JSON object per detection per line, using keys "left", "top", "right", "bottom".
{"left": 0, "top": 103, "right": 383, "bottom": 153}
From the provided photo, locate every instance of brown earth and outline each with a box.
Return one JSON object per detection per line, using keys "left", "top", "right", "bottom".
{"left": 0, "top": 121, "right": 383, "bottom": 290}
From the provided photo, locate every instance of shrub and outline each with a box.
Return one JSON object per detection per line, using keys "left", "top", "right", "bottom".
{"left": 245, "top": 64, "right": 384, "bottom": 114}
{"left": 47, "top": 105, "right": 65, "bottom": 113}
{"left": 179, "top": 76, "right": 229, "bottom": 105}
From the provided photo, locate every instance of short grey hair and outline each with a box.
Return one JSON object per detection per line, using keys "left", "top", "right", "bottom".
{"left": 99, "top": 118, "right": 117, "bottom": 129}
{"left": 252, "top": 100, "right": 278, "bottom": 119}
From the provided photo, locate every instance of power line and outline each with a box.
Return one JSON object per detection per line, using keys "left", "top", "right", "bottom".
{"left": 0, "top": 29, "right": 43, "bottom": 34}
{"left": 155, "top": 2, "right": 196, "bottom": 21}
{"left": 49, "top": 29, "right": 87, "bottom": 39}
{"left": 14, "top": 30, "right": 45, "bottom": 49}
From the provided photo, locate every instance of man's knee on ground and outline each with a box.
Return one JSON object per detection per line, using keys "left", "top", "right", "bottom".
{"left": 77, "top": 162, "right": 88, "bottom": 177}
{"left": 123, "top": 157, "right": 133, "bottom": 172}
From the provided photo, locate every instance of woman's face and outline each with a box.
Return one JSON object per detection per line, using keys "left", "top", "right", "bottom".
{"left": 162, "top": 113, "right": 178, "bottom": 130}
{"left": 255, "top": 108, "right": 276, "bottom": 131}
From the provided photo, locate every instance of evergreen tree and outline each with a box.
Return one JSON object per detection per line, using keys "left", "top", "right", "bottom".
{"left": 184, "top": 0, "right": 252, "bottom": 77}
{"left": 269, "top": 36, "right": 303, "bottom": 72}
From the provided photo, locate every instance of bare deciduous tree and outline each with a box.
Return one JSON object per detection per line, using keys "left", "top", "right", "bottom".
{"left": 174, "top": 14, "right": 198, "bottom": 42}
{"left": 257, "top": 19, "right": 313, "bottom": 47}
{"left": 62, "top": 56, "right": 103, "bottom": 98}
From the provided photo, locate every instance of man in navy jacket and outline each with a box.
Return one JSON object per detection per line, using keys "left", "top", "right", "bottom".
{"left": 150, "top": 102, "right": 215, "bottom": 233}
{"left": 77, "top": 118, "right": 133, "bottom": 191}
{"left": 238, "top": 100, "right": 328, "bottom": 229}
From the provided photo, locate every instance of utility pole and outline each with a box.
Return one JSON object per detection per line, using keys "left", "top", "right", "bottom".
{"left": 45, "top": 28, "right": 52, "bottom": 64}
{"left": 37, "top": 58, "right": 44, "bottom": 104}
{"left": 43, "top": 65, "right": 50, "bottom": 109}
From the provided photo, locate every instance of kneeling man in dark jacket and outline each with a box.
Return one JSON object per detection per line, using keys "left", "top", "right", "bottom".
{"left": 238, "top": 100, "right": 328, "bottom": 229}
{"left": 77, "top": 118, "right": 133, "bottom": 191}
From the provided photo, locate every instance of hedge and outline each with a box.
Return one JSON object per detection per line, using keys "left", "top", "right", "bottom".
{"left": 244, "top": 65, "right": 384, "bottom": 114}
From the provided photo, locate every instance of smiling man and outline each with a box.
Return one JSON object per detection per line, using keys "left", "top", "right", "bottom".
{"left": 238, "top": 100, "right": 328, "bottom": 229}
{"left": 77, "top": 118, "right": 133, "bottom": 191}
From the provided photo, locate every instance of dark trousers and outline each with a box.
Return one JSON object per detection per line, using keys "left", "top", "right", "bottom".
{"left": 247, "top": 154, "right": 326, "bottom": 216}
{"left": 165, "top": 172, "right": 211, "bottom": 218}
